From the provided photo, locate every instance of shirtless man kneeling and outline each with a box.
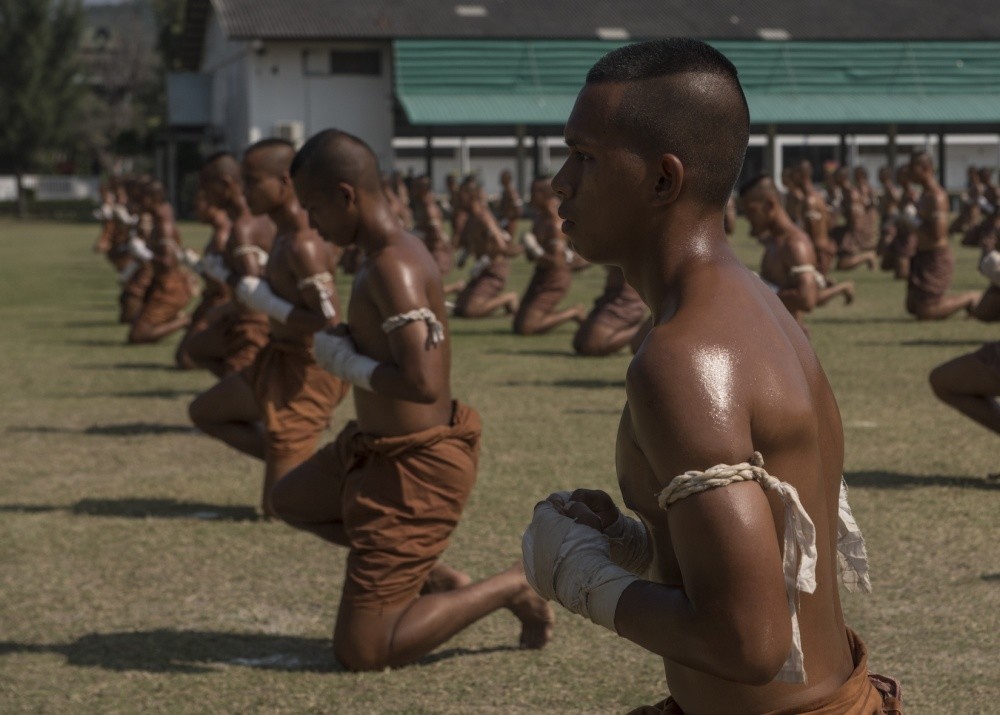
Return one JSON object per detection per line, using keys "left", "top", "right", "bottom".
{"left": 270, "top": 129, "right": 554, "bottom": 671}
{"left": 189, "top": 139, "right": 348, "bottom": 516}
{"left": 512, "top": 177, "right": 586, "bottom": 335}
{"left": 741, "top": 175, "right": 854, "bottom": 333}
{"left": 521, "top": 39, "right": 901, "bottom": 714}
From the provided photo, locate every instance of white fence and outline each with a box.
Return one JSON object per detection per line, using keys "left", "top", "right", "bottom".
{"left": 0, "top": 175, "right": 101, "bottom": 202}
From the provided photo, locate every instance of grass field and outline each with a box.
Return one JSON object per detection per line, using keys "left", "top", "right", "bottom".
{"left": 1, "top": 218, "right": 998, "bottom": 714}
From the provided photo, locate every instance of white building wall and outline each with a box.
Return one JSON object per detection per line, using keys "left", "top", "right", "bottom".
{"left": 200, "top": 13, "right": 251, "bottom": 151}
{"left": 247, "top": 41, "right": 394, "bottom": 169}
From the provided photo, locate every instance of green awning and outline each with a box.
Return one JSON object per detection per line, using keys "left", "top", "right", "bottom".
{"left": 394, "top": 40, "right": 1000, "bottom": 127}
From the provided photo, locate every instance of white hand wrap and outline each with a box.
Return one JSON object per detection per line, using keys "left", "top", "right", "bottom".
{"left": 604, "top": 513, "right": 653, "bottom": 576}
{"left": 902, "top": 204, "right": 922, "bottom": 229}
{"left": 117, "top": 260, "right": 141, "bottom": 285}
{"left": 179, "top": 247, "right": 200, "bottom": 269}
{"left": 979, "top": 249, "right": 1000, "bottom": 287}
{"left": 521, "top": 231, "right": 543, "bottom": 260}
{"left": 235, "top": 276, "right": 294, "bottom": 323}
{"left": 469, "top": 255, "right": 491, "bottom": 280}
{"left": 522, "top": 492, "right": 639, "bottom": 633}
{"left": 127, "top": 237, "right": 154, "bottom": 262}
{"left": 312, "top": 331, "right": 378, "bottom": 391}
{"left": 201, "top": 253, "right": 231, "bottom": 283}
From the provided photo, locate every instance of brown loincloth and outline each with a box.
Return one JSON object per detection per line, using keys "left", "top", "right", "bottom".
{"left": 906, "top": 245, "right": 954, "bottom": 307}
{"left": 221, "top": 311, "right": 270, "bottom": 374}
{"left": 120, "top": 262, "right": 153, "bottom": 306}
{"left": 187, "top": 287, "right": 229, "bottom": 328}
{"left": 135, "top": 269, "right": 192, "bottom": 326}
{"left": 891, "top": 226, "right": 918, "bottom": 260}
{"left": 309, "top": 401, "right": 480, "bottom": 610}
{"left": 831, "top": 226, "right": 867, "bottom": 257}
{"left": 815, "top": 242, "right": 837, "bottom": 277}
{"left": 453, "top": 257, "right": 510, "bottom": 317}
{"left": 973, "top": 339, "right": 1000, "bottom": 376}
{"left": 240, "top": 337, "right": 350, "bottom": 464}
{"left": 589, "top": 280, "right": 647, "bottom": 329}
{"left": 629, "top": 629, "right": 902, "bottom": 714}
{"left": 513, "top": 259, "right": 572, "bottom": 330}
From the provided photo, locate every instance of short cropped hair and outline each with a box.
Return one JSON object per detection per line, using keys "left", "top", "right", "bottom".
{"left": 586, "top": 39, "right": 750, "bottom": 207}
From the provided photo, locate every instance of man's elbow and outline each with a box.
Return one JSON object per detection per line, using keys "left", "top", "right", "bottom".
{"left": 407, "top": 374, "right": 444, "bottom": 404}
{"left": 716, "top": 620, "right": 792, "bottom": 685}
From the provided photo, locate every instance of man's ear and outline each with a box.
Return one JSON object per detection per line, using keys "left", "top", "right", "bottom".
{"left": 653, "top": 153, "right": 684, "bottom": 206}
{"left": 337, "top": 181, "right": 357, "bottom": 208}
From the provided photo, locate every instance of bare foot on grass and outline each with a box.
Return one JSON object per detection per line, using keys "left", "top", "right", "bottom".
{"left": 504, "top": 563, "right": 555, "bottom": 649}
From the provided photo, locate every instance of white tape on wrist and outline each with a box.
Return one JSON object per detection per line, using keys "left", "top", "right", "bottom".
{"left": 979, "top": 249, "right": 1000, "bottom": 287}
{"left": 117, "top": 260, "right": 140, "bottom": 285}
{"left": 127, "top": 237, "right": 154, "bottom": 262}
{"left": 236, "top": 276, "right": 293, "bottom": 323}
{"left": 522, "top": 496, "right": 638, "bottom": 632}
{"left": 312, "top": 331, "right": 378, "bottom": 391}
{"left": 201, "top": 253, "right": 231, "bottom": 283}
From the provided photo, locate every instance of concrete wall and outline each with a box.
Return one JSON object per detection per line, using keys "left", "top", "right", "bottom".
{"left": 246, "top": 41, "right": 394, "bottom": 168}
{"left": 201, "top": 13, "right": 251, "bottom": 151}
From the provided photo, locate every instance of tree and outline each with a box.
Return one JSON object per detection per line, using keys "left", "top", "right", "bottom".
{"left": 0, "top": 0, "right": 84, "bottom": 216}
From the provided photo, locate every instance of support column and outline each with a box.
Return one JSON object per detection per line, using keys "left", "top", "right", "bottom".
{"left": 887, "top": 124, "right": 897, "bottom": 169}
{"left": 424, "top": 134, "right": 433, "bottom": 182}
{"left": 166, "top": 139, "right": 177, "bottom": 207}
{"left": 515, "top": 124, "right": 527, "bottom": 196}
{"left": 531, "top": 134, "right": 541, "bottom": 181}
{"left": 459, "top": 137, "right": 470, "bottom": 178}
{"left": 765, "top": 124, "right": 777, "bottom": 176}
{"left": 838, "top": 133, "right": 847, "bottom": 166}
{"left": 937, "top": 132, "right": 947, "bottom": 187}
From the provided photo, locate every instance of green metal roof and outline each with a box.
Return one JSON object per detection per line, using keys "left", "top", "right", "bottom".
{"left": 394, "top": 40, "right": 1000, "bottom": 126}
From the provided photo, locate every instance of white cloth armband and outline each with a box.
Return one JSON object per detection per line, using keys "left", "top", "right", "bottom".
{"left": 312, "top": 331, "right": 378, "bottom": 391}
{"left": 522, "top": 493, "right": 639, "bottom": 633}
{"left": 127, "top": 237, "right": 154, "bottom": 262}
{"left": 297, "top": 272, "right": 337, "bottom": 320}
{"left": 232, "top": 244, "right": 269, "bottom": 267}
{"left": 235, "top": 276, "right": 294, "bottom": 323}
{"left": 979, "top": 250, "right": 1000, "bottom": 287}
{"left": 790, "top": 263, "right": 828, "bottom": 289}
{"left": 381, "top": 307, "right": 445, "bottom": 348}
{"left": 603, "top": 513, "right": 653, "bottom": 576}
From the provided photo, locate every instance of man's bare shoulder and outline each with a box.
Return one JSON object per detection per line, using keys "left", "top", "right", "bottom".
{"left": 782, "top": 228, "right": 818, "bottom": 265}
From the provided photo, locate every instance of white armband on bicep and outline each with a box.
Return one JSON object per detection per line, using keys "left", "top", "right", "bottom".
{"left": 381, "top": 307, "right": 445, "bottom": 348}
{"left": 297, "top": 271, "right": 336, "bottom": 320}
{"left": 231, "top": 244, "right": 269, "bottom": 267}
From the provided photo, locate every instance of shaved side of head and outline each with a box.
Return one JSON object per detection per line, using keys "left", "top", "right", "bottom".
{"left": 290, "top": 129, "right": 382, "bottom": 195}
{"left": 200, "top": 151, "right": 242, "bottom": 185}
{"left": 245, "top": 138, "right": 296, "bottom": 176}
{"left": 739, "top": 174, "right": 780, "bottom": 202}
{"left": 586, "top": 39, "right": 750, "bottom": 208}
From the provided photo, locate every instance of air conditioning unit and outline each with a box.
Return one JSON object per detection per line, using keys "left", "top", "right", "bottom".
{"left": 273, "top": 121, "right": 305, "bottom": 147}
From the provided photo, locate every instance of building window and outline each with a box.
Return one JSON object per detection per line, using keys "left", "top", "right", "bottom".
{"left": 330, "top": 51, "right": 381, "bottom": 75}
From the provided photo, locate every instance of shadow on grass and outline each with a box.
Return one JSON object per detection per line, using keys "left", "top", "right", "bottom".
{"left": 62, "top": 320, "right": 117, "bottom": 328}
{"left": 78, "top": 362, "right": 177, "bottom": 372}
{"left": 0, "top": 498, "right": 260, "bottom": 522}
{"left": 0, "top": 630, "right": 338, "bottom": 674}
{"left": 845, "top": 471, "right": 1000, "bottom": 490}
{"left": 898, "top": 339, "right": 985, "bottom": 347}
{"left": 61, "top": 338, "right": 125, "bottom": 347}
{"left": 485, "top": 348, "right": 576, "bottom": 358}
{"left": 0, "top": 631, "right": 519, "bottom": 674}
{"left": 502, "top": 378, "right": 625, "bottom": 389}
{"left": 109, "top": 388, "right": 200, "bottom": 399}
{"left": 7, "top": 422, "right": 195, "bottom": 436}
{"left": 809, "top": 316, "right": 913, "bottom": 325}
